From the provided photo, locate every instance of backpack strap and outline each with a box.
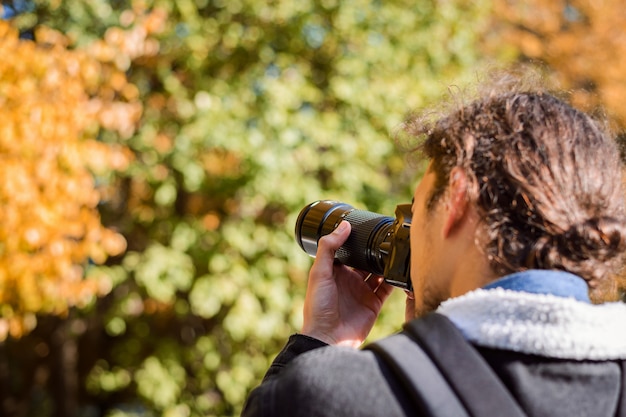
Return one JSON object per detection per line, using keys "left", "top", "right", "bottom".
{"left": 367, "top": 313, "right": 527, "bottom": 417}
{"left": 617, "top": 360, "right": 626, "bottom": 417}
{"left": 404, "top": 313, "right": 527, "bottom": 417}
{"left": 367, "top": 333, "right": 469, "bottom": 417}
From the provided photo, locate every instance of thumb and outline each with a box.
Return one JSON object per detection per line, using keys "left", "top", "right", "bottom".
{"left": 316, "top": 221, "right": 351, "bottom": 261}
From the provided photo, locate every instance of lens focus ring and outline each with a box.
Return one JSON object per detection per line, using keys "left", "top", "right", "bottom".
{"left": 336, "top": 210, "right": 393, "bottom": 274}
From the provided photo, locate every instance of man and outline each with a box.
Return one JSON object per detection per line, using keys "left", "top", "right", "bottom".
{"left": 242, "top": 74, "right": 626, "bottom": 416}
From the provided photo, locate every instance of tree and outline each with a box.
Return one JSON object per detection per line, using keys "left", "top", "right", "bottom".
{"left": 490, "top": 0, "right": 626, "bottom": 127}
{"left": 0, "top": 0, "right": 494, "bottom": 415}
{"left": 0, "top": 7, "right": 162, "bottom": 416}
{"left": 0, "top": 21, "right": 133, "bottom": 338}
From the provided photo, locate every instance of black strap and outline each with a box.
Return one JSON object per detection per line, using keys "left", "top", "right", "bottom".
{"left": 404, "top": 313, "right": 527, "bottom": 417}
{"left": 617, "top": 360, "right": 626, "bottom": 417}
{"left": 367, "top": 313, "right": 527, "bottom": 417}
{"left": 368, "top": 333, "right": 469, "bottom": 417}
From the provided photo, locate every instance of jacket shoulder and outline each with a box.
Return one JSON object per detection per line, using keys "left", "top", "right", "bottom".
{"left": 249, "top": 345, "right": 409, "bottom": 417}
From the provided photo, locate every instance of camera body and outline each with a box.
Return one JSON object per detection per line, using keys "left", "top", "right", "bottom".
{"left": 295, "top": 200, "right": 412, "bottom": 290}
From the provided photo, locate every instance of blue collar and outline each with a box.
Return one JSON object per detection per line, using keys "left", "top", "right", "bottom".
{"left": 482, "top": 270, "right": 590, "bottom": 303}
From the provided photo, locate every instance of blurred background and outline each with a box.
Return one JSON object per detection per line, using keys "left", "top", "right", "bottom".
{"left": 0, "top": 0, "right": 624, "bottom": 416}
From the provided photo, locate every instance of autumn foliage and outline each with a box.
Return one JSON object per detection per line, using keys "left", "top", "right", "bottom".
{"left": 491, "top": 0, "right": 626, "bottom": 127}
{"left": 1, "top": 0, "right": 626, "bottom": 415}
{"left": 0, "top": 21, "right": 135, "bottom": 339}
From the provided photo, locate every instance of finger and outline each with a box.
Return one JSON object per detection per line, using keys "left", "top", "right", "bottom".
{"left": 372, "top": 278, "right": 384, "bottom": 294}
{"left": 373, "top": 278, "right": 394, "bottom": 301}
{"left": 309, "top": 221, "right": 351, "bottom": 283}
{"left": 316, "top": 221, "right": 351, "bottom": 261}
{"left": 363, "top": 273, "right": 382, "bottom": 292}
{"left": 405, "top": 291, "right": 416, "bottom": 322}
{"left": 362, "top": 274, "right": 393, "bottom": 300}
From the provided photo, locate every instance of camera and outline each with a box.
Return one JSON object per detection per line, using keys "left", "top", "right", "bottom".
{"left": 294, "top": 200, "right": 412, "bottom": 290}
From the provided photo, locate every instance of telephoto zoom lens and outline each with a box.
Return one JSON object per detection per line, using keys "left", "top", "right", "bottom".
{"left": 295, "top": 200, "right": 394, "bottom": 277}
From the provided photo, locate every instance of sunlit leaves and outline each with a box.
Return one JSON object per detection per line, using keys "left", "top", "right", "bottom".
{"left": 138, "top": 2, "right": 493, "bottom": 414}
{"left": 491, "top": 0, "right": 626, "bottom": 126}
{"left": 136, "top": 356, "right": 186, "bottom": 409}
{"left": 126, "top": 244, "right": 195, "bottom": 303}
{"left": 0, "top": 21, "right": 136, "bottom": 338}
{"left": 86, "top": 362, "right": 132, "bottom": 395}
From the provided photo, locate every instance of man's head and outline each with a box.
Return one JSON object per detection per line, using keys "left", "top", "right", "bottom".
{"left": 405, "top": 74, "right": 626, "bottom": 302}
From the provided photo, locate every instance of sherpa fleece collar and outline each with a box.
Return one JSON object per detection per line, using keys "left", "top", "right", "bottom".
{"left": 437, "top": 288, "right": 626, "bottom": 360}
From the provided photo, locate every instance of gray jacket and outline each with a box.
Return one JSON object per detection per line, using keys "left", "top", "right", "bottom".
{"left": 243, "top": 274, "right": 626, "bottom": 417}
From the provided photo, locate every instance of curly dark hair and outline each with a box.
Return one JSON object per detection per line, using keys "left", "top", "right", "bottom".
{"left": 403, "top": 73, "right": 626, "bottom": 301}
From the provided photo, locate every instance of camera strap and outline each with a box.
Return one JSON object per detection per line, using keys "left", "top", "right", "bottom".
{"left": 618, "top": 360, "right": 626, "bottom": 417}
{"left": 366, "top": 313, "right": 527, "bottom": 417}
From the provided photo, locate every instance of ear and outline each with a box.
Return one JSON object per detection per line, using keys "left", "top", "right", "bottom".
{"left": 442, "top": 167, "right": 469, "bottom": 238}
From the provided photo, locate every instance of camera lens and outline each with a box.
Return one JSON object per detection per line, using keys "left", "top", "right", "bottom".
{"left": 295, "top": 200, "right": 394, "bottom": 276}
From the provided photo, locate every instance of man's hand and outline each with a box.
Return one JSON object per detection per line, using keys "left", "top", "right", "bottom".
{"left": 301, "top": 221, "right": 394, "bottom": 348}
